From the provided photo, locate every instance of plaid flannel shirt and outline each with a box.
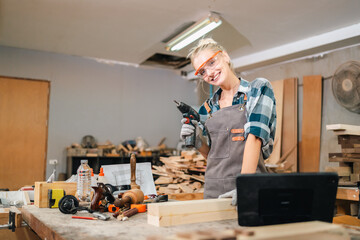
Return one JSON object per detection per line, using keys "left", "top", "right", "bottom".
{"left": 198, "top": 77, "right": 276, "bottom": 159}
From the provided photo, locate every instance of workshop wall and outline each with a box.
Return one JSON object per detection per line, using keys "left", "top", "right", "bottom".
{"left": 0, "top": 46, "right": 197, "bottom": 179}
{"left": 237, "top": 45, "right": 360, "bottom": 171}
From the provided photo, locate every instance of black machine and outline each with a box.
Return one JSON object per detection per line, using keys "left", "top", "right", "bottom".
{"left": 236, "top": 172, "right": 339, "bottom": 226}
{"left": 174, "top": 100, "right": 200, "bottom": 148}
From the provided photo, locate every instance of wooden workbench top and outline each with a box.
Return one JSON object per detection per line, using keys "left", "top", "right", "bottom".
{"left": 21, "top": 205, "right": 239, "bottom": 240}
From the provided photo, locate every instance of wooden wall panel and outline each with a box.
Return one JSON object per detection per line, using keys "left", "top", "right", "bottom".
{"left": 300, "top": 75, "right": 322, "bottom": 172}
{"left": 0, "top": 77, "right": 49, "bottom": 190}
{"left": 281, "top": 78, "right": 298, "bottom": 171}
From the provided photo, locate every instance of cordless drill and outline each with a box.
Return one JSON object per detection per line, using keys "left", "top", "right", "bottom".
{"left": 174, "top": 100, "right": 200, "bottom": 148}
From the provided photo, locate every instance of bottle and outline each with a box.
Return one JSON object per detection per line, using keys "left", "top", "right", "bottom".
{"left": 76, "top": 160, "right": 91, "bottom": 202}
{"left": 90, "top": 168, "right": 97, "bottom": 187}
{"left": 97, "top": 167, "right": 108, "bottom": 184}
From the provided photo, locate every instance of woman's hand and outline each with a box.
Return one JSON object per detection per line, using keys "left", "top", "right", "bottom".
{"left": 180, "top": 118, "right": 209, "bottom": 158}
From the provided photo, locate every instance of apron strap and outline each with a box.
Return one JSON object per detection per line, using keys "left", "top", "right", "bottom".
{"left": 204, "top": 101, "right": 213, "bottom": 118}
{"left": 204, "top": 101, "right": 211, "bottom": 114}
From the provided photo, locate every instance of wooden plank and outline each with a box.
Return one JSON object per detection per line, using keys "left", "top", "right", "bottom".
{"left": 266, "top": 79, "right": 284, "bottom": 164}
{"left": 338, "top": 135, "right": 360, "bottom": 145}
{"left": 326, "top": 124, "right": 360, "bottom": 136}
{"left": 281, "top": 78, "right": 298, "bottom": 171}
{"left": 329, "top": 153, "right": 360, "bottom": 162}
{"left": 0, "top": 77, "right": 50, "bottom": 190}
{"left": 150, "top": 221, "right": 349, "bottom": 240}
{"left": 324, "top": 166, "right": 351, "bottom": 176}
{"left": 300, "top": 75, "right": 322, "bottom": 172}
{"left": 147, "top": 198, "right": 236, "bottom": 227}
{"left": 329, "top": 157, "right": 360, "bottom": 163}
{"left": 236, "top": 221, "right": 349, "bottom": 240}
{"left": 34, "top": 182, "right": 77, "bottom": 208}
{"left": 333, "top": 215, "right": 360, "bottom": 227}
{"left": 342, "top": 148, "right": 360, "bottom": 153}
{"left": 167, "top": 192, "right": 203, "bottom": 201}
{"left": 354, "top": 162, "right": 360, "bottom": 174}
{"left": 336, "top": 187, "right": 359, "bottom": 201}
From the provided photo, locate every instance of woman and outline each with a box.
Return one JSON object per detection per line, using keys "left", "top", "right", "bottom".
{"left": 180, "top": 38, "right": 276, "bottom": 203}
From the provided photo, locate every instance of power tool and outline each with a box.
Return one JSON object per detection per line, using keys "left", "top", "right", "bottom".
{"left": 174, "top": 100, "right": 200, "bottom": 148}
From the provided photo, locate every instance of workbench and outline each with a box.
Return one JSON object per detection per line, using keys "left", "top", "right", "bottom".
{"left": 21, "top": 205, "right": 239, "bottom": 240}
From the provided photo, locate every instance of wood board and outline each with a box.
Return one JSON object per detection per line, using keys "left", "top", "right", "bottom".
{"left": 236, "top": 221, "right": 349, "bottom": 240}
{"left": 0, "top": 76, "right": 50, "bottom": 190}
{"left": 147, "top": 198, "right": 236, "bottom": 227}
{"left": 167, "top": 192, "right": 203, "bottom": 201}
{"left": 300, "top": 75, "right": 322, "bottom": 172}
{"left": 326, "top": 124, "right": 360, "bottom": 136}
{"left": 34, "top": 181, "right": 77, "bottom": 208}
{"left": 150, "top": 221, "right": 349, "bottom": 240}
{"left": 281, "top": 78, "right": 298, "bottom": 171}
{"left": 336, "top": 187, "right": 359, "bottom": 201}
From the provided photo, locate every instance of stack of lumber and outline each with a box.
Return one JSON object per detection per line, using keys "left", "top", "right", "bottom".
{"left": 152, "top": 150, "right": 206, "bottom": 195}
{"left": 326, "top": 124, "right": 360, "bottom": 185}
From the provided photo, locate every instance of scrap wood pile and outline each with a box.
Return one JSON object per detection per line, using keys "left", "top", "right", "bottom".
{"left": 326, "top": 124, "right": 360, "bottom": 186}
{"left": 152, "top": 150, "right": 206, "bottom": 194}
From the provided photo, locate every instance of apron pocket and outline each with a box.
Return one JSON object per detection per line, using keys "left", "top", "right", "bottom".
{"left": 208, "top": 129, "right": 230, "bottom": 159}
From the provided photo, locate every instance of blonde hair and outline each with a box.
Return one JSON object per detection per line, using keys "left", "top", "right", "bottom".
{"left": 188, "top": 38, "right": 234, "bottom": 73}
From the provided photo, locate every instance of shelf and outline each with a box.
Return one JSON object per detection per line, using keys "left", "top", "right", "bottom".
{"left": 66, "top": 155, "right": 153, "bottom": 178}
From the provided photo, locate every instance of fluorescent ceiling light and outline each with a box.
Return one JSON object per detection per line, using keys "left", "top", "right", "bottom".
{"left": 165, "top": 13, "right": 222, "bottom": 52}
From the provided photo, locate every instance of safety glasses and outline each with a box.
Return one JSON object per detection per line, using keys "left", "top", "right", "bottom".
{"left": 195, "top": 50, "right": 222, "bottom": 77}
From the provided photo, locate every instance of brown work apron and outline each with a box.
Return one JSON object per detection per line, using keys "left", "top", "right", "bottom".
{"left": 203, "top": 99, "right": 267, "bottom": 199}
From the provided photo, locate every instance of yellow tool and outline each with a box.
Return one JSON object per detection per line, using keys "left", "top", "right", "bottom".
{"left": 48, "top": 189, "right": 65, "bottom": 208}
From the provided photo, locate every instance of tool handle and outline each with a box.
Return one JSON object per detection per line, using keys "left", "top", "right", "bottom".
{"left": 185, "top": 135, "right": 195, "bottom": 148}
{"left": 130, "top": 154, "right": 136, "bottom": 183}
{"left": 123, "top": 208, "right": 138, "bottom": 218}
{"left": 130, "top": 154, "right": 140, "bottom": 189}
{"left": 185, "top": 122, "right": 196, "bottom": 148}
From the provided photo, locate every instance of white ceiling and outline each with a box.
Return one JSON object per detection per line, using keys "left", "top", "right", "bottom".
{"left": 1, "top": 0, "right": 360, "bottom": 74}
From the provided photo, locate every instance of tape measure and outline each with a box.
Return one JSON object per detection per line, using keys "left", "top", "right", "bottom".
{"left": 48, "top": 189, "right": 65, "bottom": 208}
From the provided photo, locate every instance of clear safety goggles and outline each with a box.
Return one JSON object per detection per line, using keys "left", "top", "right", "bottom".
{"left": 195, "top": 50, "right": 222, "bottom": 78}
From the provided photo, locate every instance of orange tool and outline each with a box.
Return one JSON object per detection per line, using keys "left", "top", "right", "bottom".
{"left": 131, "top": 204, "right": 147, "bottom": 213}
{"left": 108, "top": 204, "right": 120, "bottom": 213}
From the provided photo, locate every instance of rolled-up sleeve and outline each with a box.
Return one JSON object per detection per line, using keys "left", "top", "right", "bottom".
{"left": 244, "top": 78, "right": 277, "bottom": 159}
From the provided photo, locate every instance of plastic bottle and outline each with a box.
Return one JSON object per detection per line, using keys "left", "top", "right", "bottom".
{"left": 76, "top": 160, "right": 91, "bottom": 202}
{"left": 97, "top": 167, "right": 108, "bottom": 184}
{"left": 90, "top": 168, "right": 97, "bottom": 187}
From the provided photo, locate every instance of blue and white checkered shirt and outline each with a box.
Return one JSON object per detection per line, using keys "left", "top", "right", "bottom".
{"left": 198, "top": 77, "right": 276, "bottom": 159}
